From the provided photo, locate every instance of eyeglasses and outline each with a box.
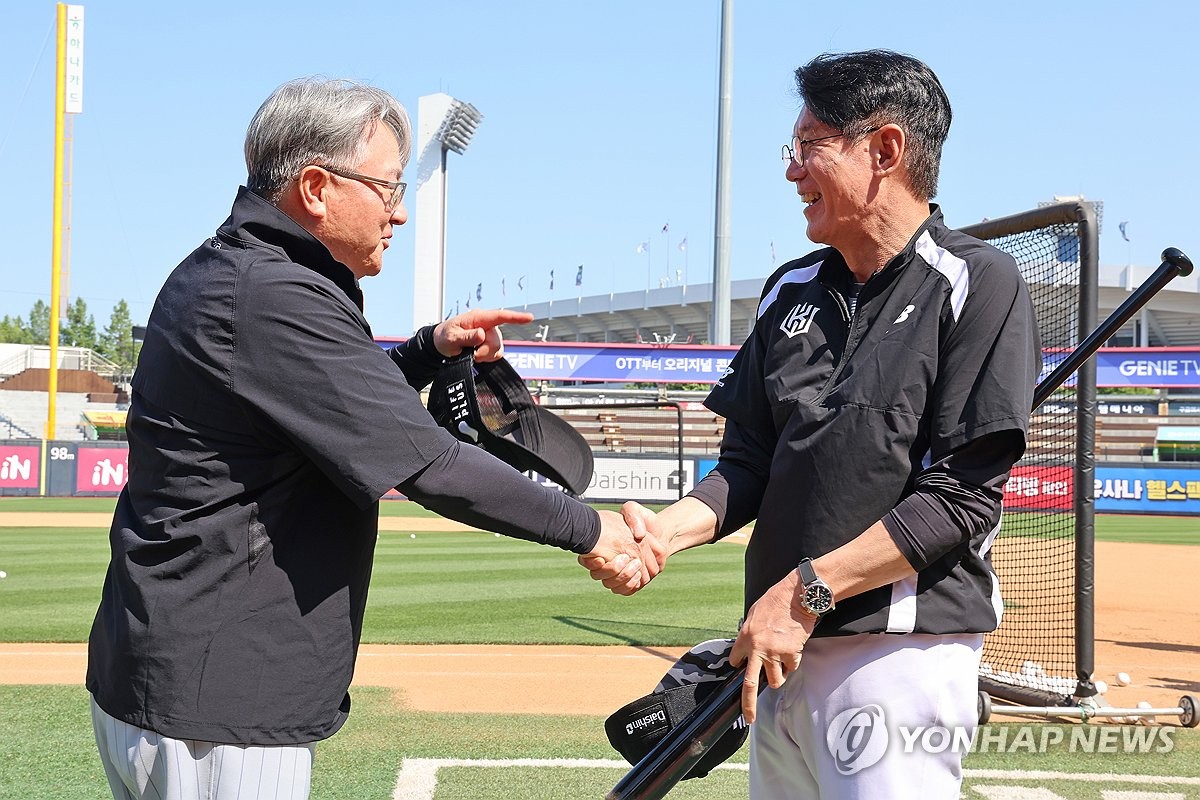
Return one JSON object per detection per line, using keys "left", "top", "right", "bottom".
{"left": 321, "top": 165, "right": 407, "bottom": 212}
{"left": 781, "top": 127, "right": 880, "bottom": 166}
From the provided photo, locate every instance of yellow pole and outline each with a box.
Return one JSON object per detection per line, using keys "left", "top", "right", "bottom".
{"left": 48, "top": 3, "right": 66, "bottom": 445}
{"left": 42, "top": 3, "right": 67, "bottom": 495}
{"left": 64, "top": 114, "right": 74, "bottom": 312}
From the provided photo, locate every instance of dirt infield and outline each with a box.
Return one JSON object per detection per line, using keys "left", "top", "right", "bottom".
{"left": 1, "top": 513, "right": 1195, "bottom": 720}
{"left": 0, "top": 512, "right": 482, "bottom": 533}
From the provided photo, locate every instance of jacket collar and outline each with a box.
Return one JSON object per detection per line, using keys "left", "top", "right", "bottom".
{"left": 817, "top": 204, "right": 946, "bottom": 292}
{"left": 219, "top": 186, "right": 364, "bottom": 310}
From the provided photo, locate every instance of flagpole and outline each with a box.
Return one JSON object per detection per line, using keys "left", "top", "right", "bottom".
{"left": 662, "top": 223, "right": 669, "bottom": 286}
{"left": 47, "top": 2, "right": 68, "bottom": 453}
{"left": 645, "top": 240, "right": 652, "bottom": 293}
{"left": 682, "top": 234, "right": 689, "bottom": 289}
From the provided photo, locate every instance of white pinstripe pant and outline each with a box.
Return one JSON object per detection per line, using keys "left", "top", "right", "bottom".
{"left": 748, "top": 632, "right": 983, "bottom": 800}
{"left": 90, "top": 696, "right": 315, "bottom": 800}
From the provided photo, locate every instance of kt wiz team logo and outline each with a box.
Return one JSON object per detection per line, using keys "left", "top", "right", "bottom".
{"left": 826, "top": 704, "right": 889, "bottom": 775}
{"left": 779, "top": 302, "right": 819, "bottom": 338}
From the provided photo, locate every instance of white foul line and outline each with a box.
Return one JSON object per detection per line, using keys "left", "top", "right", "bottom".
{"left": 392, "top": 757, "right": 747, "bottom": 800}
{"left": 393, "top": 759, "right": 1200, "bottom": 800}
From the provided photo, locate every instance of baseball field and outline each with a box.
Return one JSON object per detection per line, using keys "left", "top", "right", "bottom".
{"left": 0, "top": 496, "right": 1197, "bottom": 799}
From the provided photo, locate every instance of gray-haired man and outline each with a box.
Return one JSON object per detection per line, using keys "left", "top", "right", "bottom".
{"left": 87, "top": 78, "right": 658, "bottom": 800}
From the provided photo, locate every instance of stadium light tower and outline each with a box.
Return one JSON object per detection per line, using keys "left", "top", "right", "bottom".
{"left": 412, "top": 94, "right": 483, "bottom": 331}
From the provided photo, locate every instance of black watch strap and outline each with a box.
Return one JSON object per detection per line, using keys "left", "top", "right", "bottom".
{"left": 797, "top": 557, "right": 819, "bottom": 585}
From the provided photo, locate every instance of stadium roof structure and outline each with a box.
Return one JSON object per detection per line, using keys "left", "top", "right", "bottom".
{"left": 496, "top": 262, "right": 1200, "bottom": 347}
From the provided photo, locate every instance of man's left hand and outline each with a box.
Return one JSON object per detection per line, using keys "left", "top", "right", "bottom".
{"left": 730, "top": 569, "right": 819, "bottom": 724}
{"left": 434, "top": 309, "right": 534, "bottom": 361}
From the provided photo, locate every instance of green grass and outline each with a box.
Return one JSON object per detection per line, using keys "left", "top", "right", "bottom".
{"left": 0, "top": 527, "right": 743, "bottom": 645}
{"left": 1094, "top": 513, "right": 1200, "bottom": 545}
{"left": 0, "top": 495, "right": 609, "bottom": 520}
{"left": 0, "top": 497, "right": 118, "bottom": 513}
{"left": 365, "top": 531, "right": 741, "bottom": 644}
{"left": 0, "top": 528, "right": 114, "bottom": 640}
{"left": 3, "top": 685, "right": 1197, "bottom": 800}
{"left": 0, "top": 496, "right": 437, "bottom": 517}
{"left": 2, "top": 500, "right": 1198, "bottom": 797}
{"left": 0, "top": 501, "right": 1194, "bottom": 644}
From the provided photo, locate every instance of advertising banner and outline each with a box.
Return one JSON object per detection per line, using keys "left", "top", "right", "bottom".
{"left": 1095, "top": 350, "right": 1200, "bottom": 388}
{"left": 1094, "top": 465, "right": 1200, "bottom": 514}
{"left": 1003, "top": 465, "right": 1073, "bottom": 511}
{"left": 378, "top": 339, "right": 1200, "bottom": 388}
{"left": 580, "top": 456, "right": 695, "bottom": 503}
{"left": 377, "top": 339, "right": 740, "bottom": 384}
{"left": 75, "top": 446, "right": 129, "bottom": 494}
{"left": 0, "top": 444, "right": 41, "bottom": 490}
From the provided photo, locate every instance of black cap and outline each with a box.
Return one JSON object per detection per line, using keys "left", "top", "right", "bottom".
{"left": 427, "top": 351, "right": 594, "bottom": 496}
{"left": 605, "top": 639, "right": 748, "bottom": 780}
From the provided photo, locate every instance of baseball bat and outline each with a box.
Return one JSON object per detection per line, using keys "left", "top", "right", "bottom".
{"left": 606, "top": 246, "right": 1194, "bottom": 800}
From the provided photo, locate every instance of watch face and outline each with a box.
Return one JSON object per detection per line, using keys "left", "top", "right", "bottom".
{"left": 804, "top": 583, "right": 834, "bottom": 615}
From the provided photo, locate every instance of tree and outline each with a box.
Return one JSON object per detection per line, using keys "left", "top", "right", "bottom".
{"left": 0, "top": 315, "right": 34, "bottom": 344}
{"left": 61, "top": 297, "right": 98, "bottom": 350}
{"left": 100, "top": 299, "right": 140, "bottom": 370}
{"left": 28, "top": 300, "right": 50, "bottom": 345}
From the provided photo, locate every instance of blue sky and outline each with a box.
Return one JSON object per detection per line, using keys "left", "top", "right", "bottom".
{"left": 1, "top": 1, "right": 1195, "bottom": 337}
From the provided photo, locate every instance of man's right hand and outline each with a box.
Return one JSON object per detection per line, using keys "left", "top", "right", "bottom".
{"left": 579, "top": 505, "right": 668, "bottom": 595}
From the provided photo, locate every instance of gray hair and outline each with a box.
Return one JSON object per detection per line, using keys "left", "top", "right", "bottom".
{"left": 244, "top": 77, "right": 412, "bottom": 202}
{"left": 795, "top": 50, "right": 951, "bottom": 200}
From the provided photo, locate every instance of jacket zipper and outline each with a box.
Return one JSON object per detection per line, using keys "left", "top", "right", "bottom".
{"left": 814, "top": 276, "right": 872, "bottom": 404}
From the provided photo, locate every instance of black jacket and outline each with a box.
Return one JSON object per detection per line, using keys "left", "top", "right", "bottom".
{"left": 697, "top": 208, "right": 1041, "bottom": 636}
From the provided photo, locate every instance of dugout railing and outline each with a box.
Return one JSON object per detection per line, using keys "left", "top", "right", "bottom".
{"left": 961, "top": 200, "right": 1099, "bottom": 710}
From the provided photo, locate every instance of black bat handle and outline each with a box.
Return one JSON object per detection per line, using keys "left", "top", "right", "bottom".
{"left": 1032, "top": 247, "right": 1192, "bottom": 409}
{"left": 1162, "top": 246, "right": 1194, "bottom": 277}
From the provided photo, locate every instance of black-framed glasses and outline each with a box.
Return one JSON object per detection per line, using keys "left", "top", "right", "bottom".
{"left": 321, "top": 165, "right": 407, "bottom": 211}
{"left": 781, "top": 127, "right": 880, "bottom": 166}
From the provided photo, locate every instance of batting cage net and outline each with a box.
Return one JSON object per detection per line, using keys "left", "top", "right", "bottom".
{"left": 961, "top": 201, "right": 1099, "bottom": 706}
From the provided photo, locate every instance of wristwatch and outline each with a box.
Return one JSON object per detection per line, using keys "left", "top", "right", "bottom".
{"left": 797, "top": 558, "right": 835, "bottom": 617}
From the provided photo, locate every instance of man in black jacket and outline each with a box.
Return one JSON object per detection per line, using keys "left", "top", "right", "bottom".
{"left": 585, "top": 51, "right": 1041, "bottom": 798}
{"left": 87, "top": 77, "right": 656, "bottom": 800}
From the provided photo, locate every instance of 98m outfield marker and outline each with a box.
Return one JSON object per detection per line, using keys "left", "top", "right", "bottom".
{"left": 605, "top": 246, "right": 1194, "bottom": 800}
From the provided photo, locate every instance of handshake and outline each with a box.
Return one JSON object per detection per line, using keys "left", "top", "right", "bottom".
{"left": 580, "top": 502, "right": 670, "bottom": 596}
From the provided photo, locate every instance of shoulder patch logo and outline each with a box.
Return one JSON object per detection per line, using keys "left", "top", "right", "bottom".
{"left": 716, "top": 365, "right": 735, "bottom": 387}
{"left": 779, "top": 302, "right": 819, "bottom": 338}
{"left": 893, "top": 304, "right": 916, "bottom": 325}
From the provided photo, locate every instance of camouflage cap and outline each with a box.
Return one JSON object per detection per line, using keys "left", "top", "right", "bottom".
{"left": 604, "top": 638, "right": 748, "bottom": 780}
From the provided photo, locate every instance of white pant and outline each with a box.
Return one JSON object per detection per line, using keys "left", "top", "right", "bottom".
{"left": 749, "top": 632, "right": 983, "bottom": 800}
{"left": 91, "top": 696, "right": 315, "bottom": 800}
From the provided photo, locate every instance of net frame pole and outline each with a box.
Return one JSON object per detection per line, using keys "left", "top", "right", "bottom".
{"left": 962, "top": 200, "right": 1098, "bottom": 704}
{"left": 1074, "top": 203, "right": 1099, "bottom": 698}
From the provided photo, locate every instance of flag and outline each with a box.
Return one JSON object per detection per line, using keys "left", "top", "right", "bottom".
{"left": 771, "top": 241, "right": 776, "bottom": 264}
{"left": 549, "top": 269, "right": 555, "bottom": 291}
{"left": 661, "top": 223, "right": 669, "bottom": 233}
{"left": 444, "top": 308, "right": 453, "bottom": 320}
{"left": 575, "top": 265, "right": 583, "bottom": 286}
{"left": 465, "top": 294, "right": 471, "bottom": 309}
{"left": 1119, "top": 221, "right": 1130, "bottom": 242}
{"left": 678, "top": 237, "right": 687, "bottom": 252}
{"left": 636, "top": 241, "right": 649, "bottom": 254}
{"left": 501, "top": 276, "right": 506, "bottom": 296}
{"left": 518, "top": 275, "right": 525, "bottom": 291}
{"left": 476, "top": 283, "right": 482, "bottom": 302}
